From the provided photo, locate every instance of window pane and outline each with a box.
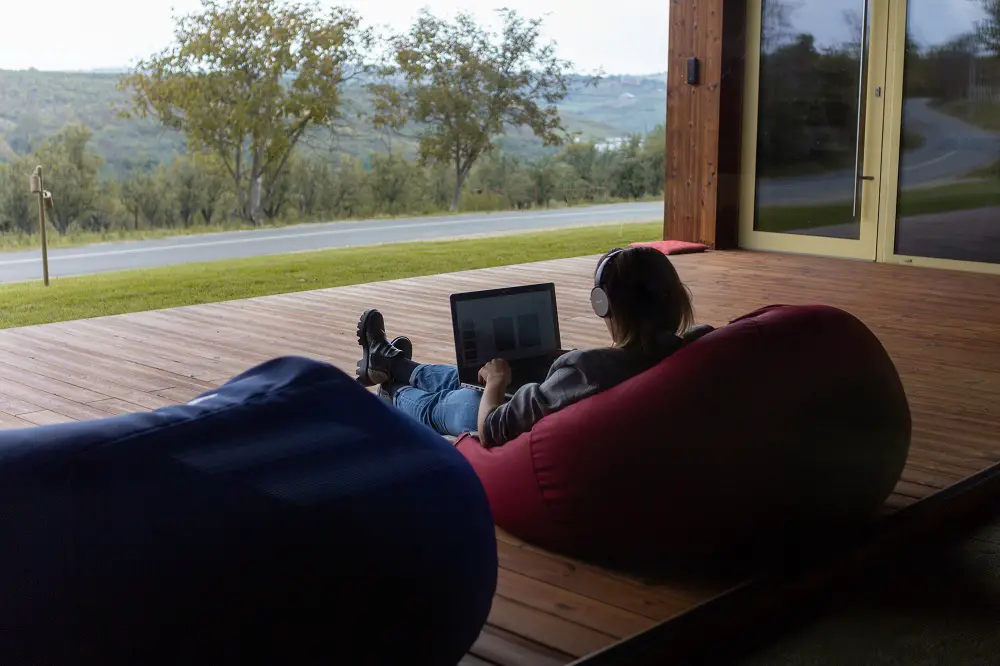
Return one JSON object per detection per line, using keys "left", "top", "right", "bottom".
{"left": 754, "top": 0, "right": 869, "bottom": 239}
{"left": 894, "top": 0, "right": 1000, "bottom": 263}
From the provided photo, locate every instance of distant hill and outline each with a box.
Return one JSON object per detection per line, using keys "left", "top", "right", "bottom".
{"left": 0, "top": 69, "right": 666, "bottom": 176}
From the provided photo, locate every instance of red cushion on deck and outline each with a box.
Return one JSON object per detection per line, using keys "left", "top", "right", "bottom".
{"left": 629, "top": 240, "right": 709, "bottom": 255}
{"left": 457, "top": 305, "right": 911, "bottom": 563}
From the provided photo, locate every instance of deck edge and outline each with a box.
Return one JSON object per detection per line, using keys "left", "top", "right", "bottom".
{"left": 569, "top": 460, "right": 1000, "bottom": 666}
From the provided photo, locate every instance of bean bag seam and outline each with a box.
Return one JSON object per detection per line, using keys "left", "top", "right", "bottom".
{"left": 56, "top": 376, "right": 358, "bottom": 461}
{"left": 525, "top": 427, "right": 557, "bottom": 525}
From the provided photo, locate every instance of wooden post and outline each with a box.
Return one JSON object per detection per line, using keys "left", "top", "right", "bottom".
{"left": 664, "top": 0, "right": 746, "bottom": 249}
{"left": 30, "top": 166, "right": 50, "bottom": 286}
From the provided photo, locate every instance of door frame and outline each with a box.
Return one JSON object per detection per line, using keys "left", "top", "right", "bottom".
{"left": 876, "top": 0, "right": 1000, "bottom": 275}
{"left": 738, "top": 0, "right": 892, "bottom": 261}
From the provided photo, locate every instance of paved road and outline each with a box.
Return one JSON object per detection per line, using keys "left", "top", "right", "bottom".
{"left": 757, "top": 98, "right": 1000, "bottom": 205}
{"left": 0, "top": 202, "right": 663, "bottom": 283}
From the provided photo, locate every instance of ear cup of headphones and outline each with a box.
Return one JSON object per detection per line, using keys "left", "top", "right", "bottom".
{"left": 591, "top": 286, "right": 611, "bottom": 318}
{"left": 592, "top": 248, "right": 624, "bottom": 319}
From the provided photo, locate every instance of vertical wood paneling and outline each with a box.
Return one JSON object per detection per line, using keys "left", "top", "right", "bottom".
{"left": 664, "top": 0, "right": 745, "bottom": 249}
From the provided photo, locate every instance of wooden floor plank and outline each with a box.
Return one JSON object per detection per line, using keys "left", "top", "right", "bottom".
{"left": 471, "top": 627, "right": 572, "bottom": 666}
{"left": 496, "top": 569, "right": 656, "bottom": 639}
{"left": 0, "top": 410, "right": 35, "bottom": 429}
{"left": 0, "top": 358, "right": 112, "bottom": 404}
{"left": 19, "top": 410, "right": 75, "bottom": 426}
{"left": 495, "top": 542, "right": 692, "bottom": 621}
{"left": 0, "top": 250, "right": 998, "bottom": 664}
{"left": 0, "top": 378, "right": 114, "bottom": 421}
{"left": 487, "top": 596, "right": 616, "bottom": 658}
{"left": 89, "top": 398, "right": 151, "bottom": 416}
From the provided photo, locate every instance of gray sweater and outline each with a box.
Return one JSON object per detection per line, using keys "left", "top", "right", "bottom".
{"left": 480, "top": 340, "right": 683, "bottom": 448}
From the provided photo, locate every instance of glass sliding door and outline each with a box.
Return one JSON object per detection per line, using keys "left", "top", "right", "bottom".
{"left": 740, "top": 0, "right": 890, "bottom": 260}
{"left": 879, "top": 0, "right": 1000, "bottom": 270}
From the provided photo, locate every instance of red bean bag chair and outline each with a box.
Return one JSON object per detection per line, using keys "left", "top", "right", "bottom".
{"left": 457, "top": 305, "right": 911, "bottom": 563}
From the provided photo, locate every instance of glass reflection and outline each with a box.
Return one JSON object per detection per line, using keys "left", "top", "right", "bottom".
{"left": 753, "top": 0, "right": 870, "bottom": 238}
{"left": 894, "top": 0, "right": 1000, "bottom": 263}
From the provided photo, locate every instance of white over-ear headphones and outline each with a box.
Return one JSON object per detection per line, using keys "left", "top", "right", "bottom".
{"left": 590, "top": 248, "right": 625, "bottom": 318}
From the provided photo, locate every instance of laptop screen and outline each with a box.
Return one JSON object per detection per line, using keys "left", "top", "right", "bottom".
{"left": 451, "top": 283, "right": 561, "bottom": 380}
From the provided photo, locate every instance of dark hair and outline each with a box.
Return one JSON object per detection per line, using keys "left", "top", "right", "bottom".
{"left": 596, "top": 246, "right": 695, "bottom": 354}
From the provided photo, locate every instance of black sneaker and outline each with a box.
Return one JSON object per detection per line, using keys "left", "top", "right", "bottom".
{"left": 378, "top": 336, "right": 412, "bottom": 402}
{"left": 355, "top": 309, "right": 404, "bottom": 387}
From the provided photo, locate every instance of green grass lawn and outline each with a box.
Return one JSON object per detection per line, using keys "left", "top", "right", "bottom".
{"left": 966, "top": 159, "right": 1000, "bottom": 179}
{"left": 0, "top": 221, "right": 661, "bottom": 329}
{"left": 935, "top": 99, "right": 1000, "bottom": 132}
{"left": 902, "top": 129, "right": 926, "bottom": 151}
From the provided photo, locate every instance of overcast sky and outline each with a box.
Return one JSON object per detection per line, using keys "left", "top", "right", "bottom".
{"left": 0, "top": 0, "right": 668, "bottom": 74}
{"left": 789, "top": 0, "right": 987, "bottom": 50}
{"left": 0, "top": 0, "right": 987, "bottom": 73}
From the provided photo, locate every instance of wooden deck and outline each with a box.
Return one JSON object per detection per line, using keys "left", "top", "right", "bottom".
{"left": 1, "top": 250, "right": 1000, "bottom": 664}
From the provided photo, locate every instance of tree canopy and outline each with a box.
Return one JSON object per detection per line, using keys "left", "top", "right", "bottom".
{"left": 370, "top": 9, "right": 588, "bottom": 210}
{"left": 980, "top": 0, "right": 1000, "bottom": 55}
{"left": 120, "top": 0, "right": 370, "bottom": 224}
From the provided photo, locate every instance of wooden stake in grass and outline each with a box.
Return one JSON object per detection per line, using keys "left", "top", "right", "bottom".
{"left": 29, "top": 166, "right": 50, "bottom": 286}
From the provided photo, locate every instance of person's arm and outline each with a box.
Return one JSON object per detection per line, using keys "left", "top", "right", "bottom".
{"left": 481, "top": 351, "right": 598, "bottom": 448}
{"left": 477, "top": 359, "right": 512, "bottom": 442}
{"left": 477, "top": 382, "right": 507, "bottom": 440}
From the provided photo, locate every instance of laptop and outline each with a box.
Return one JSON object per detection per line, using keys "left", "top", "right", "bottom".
{"left": 450, "top": 283, "right": 562, "bottom": 398}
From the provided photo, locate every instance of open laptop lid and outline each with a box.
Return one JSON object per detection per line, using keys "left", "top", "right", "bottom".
{"left": 450, "top": 283, "right": 561, "bottom": 387}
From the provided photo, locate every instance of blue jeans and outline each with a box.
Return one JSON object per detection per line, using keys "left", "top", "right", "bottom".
{"left": 393, "top": 365, "right": 482, "bottom": 437}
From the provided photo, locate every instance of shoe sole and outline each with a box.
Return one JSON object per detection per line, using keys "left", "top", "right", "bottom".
{"left": 355, "top": 309, "right": 379, "bottom": 387}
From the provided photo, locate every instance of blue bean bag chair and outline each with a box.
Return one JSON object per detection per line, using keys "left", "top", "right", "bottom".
{"left": 0, "top": 356, "right": 497, "bottom": 666}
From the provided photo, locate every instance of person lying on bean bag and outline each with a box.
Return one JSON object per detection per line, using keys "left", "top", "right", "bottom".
{"left": 354, "top": 246, "right": 713, "bottom": 447}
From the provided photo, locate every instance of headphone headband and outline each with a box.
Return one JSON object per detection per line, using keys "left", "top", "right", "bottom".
{"left": 594, "top": 248, "right": 625, "bottom": 290}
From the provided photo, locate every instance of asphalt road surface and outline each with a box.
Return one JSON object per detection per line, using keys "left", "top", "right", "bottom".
{"left": 757, "top": 98, "right": 1000, "bottom": 205}
{"left": 0, "top": 202, "right": 663, "bottom": 283}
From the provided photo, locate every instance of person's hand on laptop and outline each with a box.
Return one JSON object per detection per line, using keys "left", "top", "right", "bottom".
{"left": 477, "top": 358, "right": 513, "bottom": 442}
{"left": 478, "top": 358, "right": 512, "bottom": 390}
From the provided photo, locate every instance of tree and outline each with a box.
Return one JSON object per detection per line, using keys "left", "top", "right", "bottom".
{"left": 370, "top": 9, "right": 585, "bottom": 211}
{"left": 640, "top": 125, "right": 666, "bottom": 196}
{"left": 261, "top": 153, "right": 296, "bottom": 221}
{"left": 33, "top": 124, "right": 102, "bottom": 234}
{"left": 120, "top": 170, "right": 163, "bottom": 229}
{"left": 169, "top": 156, "right": 203, "bottom": 227}
{"left": 121, "top": 0, "right": 370, "bottom": 225}
{"left": 78, "top": 182, "right": 124, "bottom": 233}
{"left": 189, "top": 152, "right": 231, "bottom": 225}
{"left": 329, "top": 156, "right": 371, "bottom": 218}
{"left": 367, "top": 152, "right": 425, "bottom": 215}
{"left": 0, "top": 159, "right": 35, "bottom": 234}
{"left": 291, "top": 156, "right": 333, "bottom": 219}
{"left": 980, "top": 0, "right": 1000, "bottom": 56}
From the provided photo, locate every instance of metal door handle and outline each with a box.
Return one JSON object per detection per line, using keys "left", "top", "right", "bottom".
{"left": 852, "top": 0, "right": 870, "bottom": 217}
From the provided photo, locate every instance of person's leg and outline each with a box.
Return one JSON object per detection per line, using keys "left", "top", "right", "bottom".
{"left": 408, "top": 364, "right": 463, "bottom": 393}
{"left": 355, "top": 310, "right": 476, "bottom": 435}
{"left": 377, "top": 337, "right": 412, "bottom": 402}
{"left": 431, "top": 386, "right": 482, "bottom": 436}
{"left": 393, "top": 384, "right": 481, "bottom": 437}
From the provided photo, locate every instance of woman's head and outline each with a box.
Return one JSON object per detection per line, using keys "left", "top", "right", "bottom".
{"left": 593, "top": 247, "right": 694, "bottom": 353}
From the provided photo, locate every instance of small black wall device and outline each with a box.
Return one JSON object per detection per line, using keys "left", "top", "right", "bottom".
{"left": 687, "top": 57, "right": 700, "bottom": 85}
